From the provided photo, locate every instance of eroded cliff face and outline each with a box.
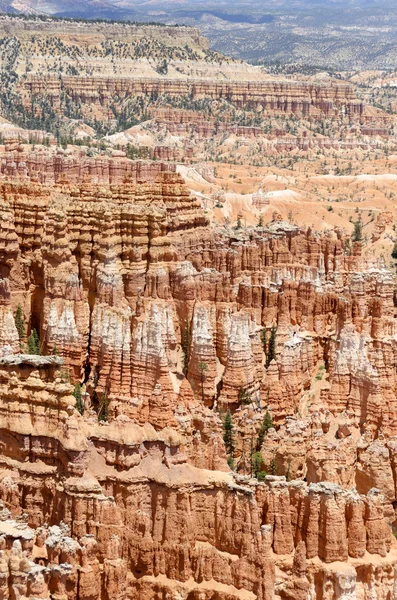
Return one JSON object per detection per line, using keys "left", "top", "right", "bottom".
{"left": 23, "top": 76, "right": 363, "bottom": 119}
{"left": 0, "top": 357, "right": 395, "bottom": 600}
{"left": 1, "top": 170, "right": 397, "bottom": 598}
{"left": 0, "top": 142, "right": 175, "bottom": 185}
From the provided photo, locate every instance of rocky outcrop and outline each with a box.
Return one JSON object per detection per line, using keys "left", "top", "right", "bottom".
{"left": 23, "top": 76, "right": 363, "bottom": 118}
{"left": 372, "top": 210, "right": 393, "bottom": 242}
{"left": 0, "top": 357, "right": 395, "bottom": 600}
{"left": 2, "top": 166, "right": 397, "bottom": 598}
{"left": 0, "top": 144, "right": 175, "bottom": 184}
{"left": 1, "top": 12, "right": 397, "bottom": 600}
{"left": 2, "top": 178, "right": 397, "bottom": 427}
{"left": 0, "top": 16, "right": 209, "bottom": 50}
{"left": 0, "top": 507, "right": 126, "bottom": 600}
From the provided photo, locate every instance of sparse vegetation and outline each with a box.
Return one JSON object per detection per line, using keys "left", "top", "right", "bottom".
{"left": 27, "top": 328, "right": 40, "bottom": 355}
{"left": 251, "top": 450, "right": 267, "bottom": 481}
{"left": 266, "top": 326, "right": 277, "bottom": 368}
{"left": 257, "top": 410, "right": 273, "bottom": 450}
{"left": 156, "top": 59, "right": 168, "bottom": 75}
{"left": 352, "top": 220, "right": 363, "bottom": 242}
{"left": 238, "top": 386, "right": 251, "bottom": 405}
{"left": 73, "top": 383, "right": 84, "bottom": 415}
{"left": 223, "top": 409, "right": 235, "bottom": 468}
{"left": 14, "top": 304, "right": 25, "bottom": 349}
{"left": 98, "top": 392, "right": 109, "bottom": 423}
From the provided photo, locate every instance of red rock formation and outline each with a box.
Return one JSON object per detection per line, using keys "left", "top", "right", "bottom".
{"left": 23, "top": 76, "right": 364, "bottom": 118}
{"left": 0, "top": 357, "right": 394, "bottom": 599}
{"left": 2, "top": 167, "right": 397, "bottom": 598}
{"left": 0, "top": 146, "right": 175, "bottom": 185}
{"left": 0, "top": 508, "right": 126, "bottom": 600}
{"left": 372, "top": 210, "right": 393, "bottom": 242}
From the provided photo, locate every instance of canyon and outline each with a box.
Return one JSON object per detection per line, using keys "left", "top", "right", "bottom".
{"left": 0, "top": 14, "right": 397, "bottom": 600}
{"left": 1, "top": 163, "right": 397, "bottom": 599}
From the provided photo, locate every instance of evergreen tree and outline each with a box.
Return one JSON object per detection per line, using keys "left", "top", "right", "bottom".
{"left": 156, "top": 59, "right": 168, "bottom": 75}
{"left": 260, "top": 328, "right": 267, "bottom": 351}
{"left": 258, "top": 214, "right": 263, "bottom": 227}
{"left": 251, "top": 451, "right": 267, "bottom": 480}
{"left": 14, "top": 304, "right": 25, "bottom": 345}
{"left": 266, "top": 326, "right": 277, "bottom": 368}
{"left": 98, "top": 392, "right": 109, "bottom": 422}
{"left": 392, "top": 242, "right": 397, "bottom": 260}
{"left": 238, "top": 386, "right": 251, "bottom": 405}
{"left": 235, "top": 217, "right": 242, "bottom": 230}
{"left": 257, "top": 469, "right": 267, "bottom": 482}
{"left": 227, "top": 455, "right": 235, "bottom": 470}
{"left": 73, "top": 383, "right": 84, "bottom": 415}
{"left": 27, "top": 329, "right": 40, "bottom": 355}
{"left": 270, "top": 457, "right": 277, "bottom": 475}
{"left": 251, "top": 451, "right": 262, "bottom": 477}
{"left": 223, "top": 409, "right": 235, "bottom": 457}
{"left": 352, "top": 219, "right": 363, "bottom": 242}
{"left": 264, "top": 410, "right": 273, "bottom": 432}
{"left": 256, "top": 410, "right": 273, "bottom": 450}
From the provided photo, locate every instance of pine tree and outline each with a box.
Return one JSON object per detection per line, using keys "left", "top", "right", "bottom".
{"left": 270, "top": 457, "right": 277, "bottom": 475}
{"left": 27, "top": 329, "right": 40, "bottom": 355}
{"left": 59, "top": 367, "right": 70, "bottom": 383}
{"left": 260, "top": 328, "right": 267, "bottom": 351}
{"left": 14, "top": 305, "right": 25, "bottom": 349}
{"left": 223, "top": 409, "right": 235, "bottom": 457}
{"left": 238, "top": 386, "right": 251, "bottom": 405}
{"left": 256, "top": 410, "right": 273, "bottom": 450}
{"left": 392, "top": 242, "right": 397, "bottom": 260}
{"left": 235, "top": 217, "right": 242, "bottom": 230}
{"left": 251, "top": 451, "right": 262, "bottom": 477}
{"left": 73, "top": 384, "right": 84, "bottom": 415}
{"left": 257, "top": 469, "right": 267, "bottom": 482}
{"left": 352, "top": 220, "right": 362, "bottom": 242}
{"left": 254, "top": 453, "right": 267, "bottom": 480}
{"left": 258, "top": 214, "right": 263, "bottom": 227}
{"left": 156, "top": 59, "right": 168, "bottom": 75}
{"left": 264, "top": 410, "right": 273, "bottom": 432}
{"left": 98, "top": 392, "right": 109, "bottom": 422}
{"left": 250, "top": 437, "right": 267, "bottom": 480}
{"left": 266, "top": 326, "right": 277, "bottom": 368}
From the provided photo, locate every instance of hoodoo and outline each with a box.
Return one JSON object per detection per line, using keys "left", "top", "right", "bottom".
{"left": 0, "top": 12, "right": 396, "bottom": 600}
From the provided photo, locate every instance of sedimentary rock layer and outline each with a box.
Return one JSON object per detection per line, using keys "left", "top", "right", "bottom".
{"left": 23, "top": 76, "right": 363, "bottom": 118}
{"left": 1, "top": 169, "right": 397, "bottom": 598}
{"left": 0, "top": 17, "right": 209, "bottom": 50}
{"left": 0, "top": 142, "right": 174, "bottom": 184}
{"left": 0, "top": 358, "right": 395, "bottom": 600}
